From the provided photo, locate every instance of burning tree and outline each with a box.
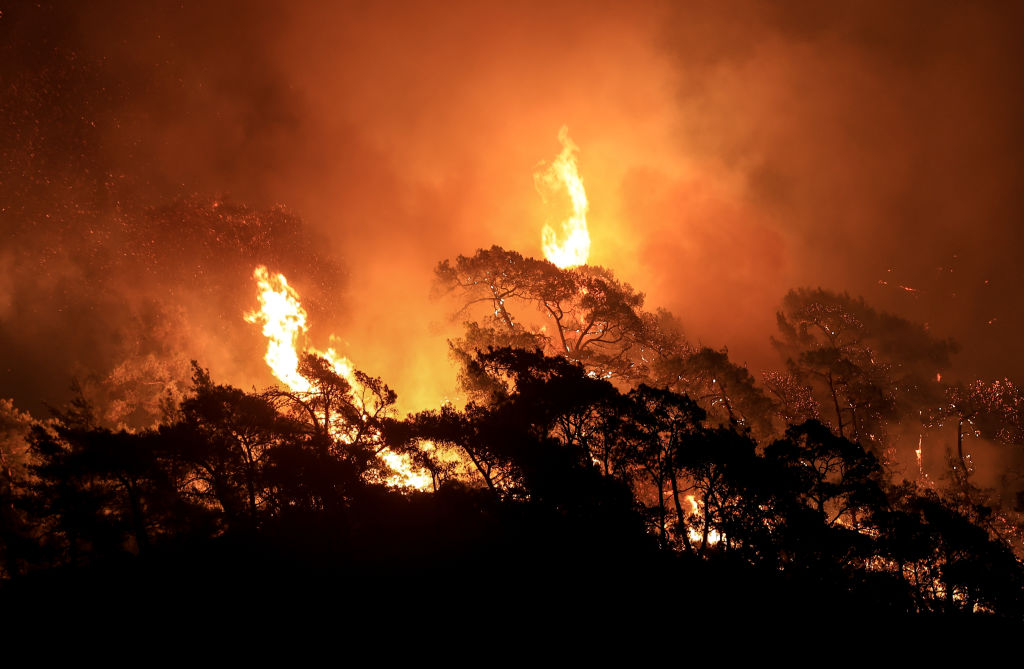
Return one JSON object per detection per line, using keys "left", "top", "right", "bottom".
{"left": 536, "top": 125, "right": 591, "bottom": 269}
{"left": 244, "top": 266, "right": 428, "bottom": 489}
{"left": 652, "top": 346, "right": 776, "bottom": 439}
{"left": 436, "top": 246, "right": 685, "bottom": 384}
{"left": 761, "top": 369, "right": 820, "bottom": 426}
{"left": 922, "top": 378, "right": 1024, "bottom": 547}
{"left": 772, "top": 288, "right": 955, "bottom": 451}
{"left": 925, "top": 379, "right": 1024, "bottom": 474}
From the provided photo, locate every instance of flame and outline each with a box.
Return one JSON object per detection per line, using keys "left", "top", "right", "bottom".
{"left": 535, "top": 126, "right": 591, "bottom": 268}
{"left": 245, "top": 266, "right": 430, "bottom": 489}
{"left": 244, "top": 266, "right": 314, "bottom": 392}
{"left": 244, "top": 267, "right": 360, "bottom": 396}
{"left": 684, "top": 494, "right": 722, "bottom": 546}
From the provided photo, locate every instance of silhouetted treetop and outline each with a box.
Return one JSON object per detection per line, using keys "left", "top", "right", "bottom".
{"left": 773, "top": 288, "right": 956, "bottom": 449}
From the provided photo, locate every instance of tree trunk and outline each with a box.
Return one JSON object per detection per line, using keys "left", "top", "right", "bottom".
{"left": 123, "top": 479, "right": 150, "bottom": 554}
{"left": 957, "top": 418, "right": 968, "bottom": 479}
{"left": 669, "top": 471, "right": 693, "bottom": 554}
{"left": 827, "top": 371, "right": 844, "bottom": 438}
{"left": 656, "top": 469, "right": 667, "bottom": 550}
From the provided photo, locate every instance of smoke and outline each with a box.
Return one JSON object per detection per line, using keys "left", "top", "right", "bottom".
{"left": 650, "top": 0, "right": 1024, "bottom": 375}
{"left": 2, "top": 0, "right": 1022, "bottom": 428}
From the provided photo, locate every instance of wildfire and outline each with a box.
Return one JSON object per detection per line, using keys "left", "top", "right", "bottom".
{"left": 535, "top": 126, "right": 591, "bottom": 268}
{"left": 685, "top": 494, "right": 722, "bottom": 546}
{"left": 245, "top": 266, "right": 430, "bottom": 489}
{"left": 244, "top": 266, "right": 357, "bottom": 392}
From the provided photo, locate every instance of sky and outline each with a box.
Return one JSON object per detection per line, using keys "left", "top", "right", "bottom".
{"left": 2, "top": 0, "right": 1022, "bottom": 417}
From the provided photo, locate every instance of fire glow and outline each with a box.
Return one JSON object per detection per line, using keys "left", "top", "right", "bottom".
{"left": 244, "top": 266, "right": 357, "bottom": 393}
{"left": 536, "top": 126, "right": 591, "bottom": 268}
{"left": 685, "top": 494, "right": 722, "bottom": 547}
{"left": 245, "top": 266, "right": 430, "bottom": 489}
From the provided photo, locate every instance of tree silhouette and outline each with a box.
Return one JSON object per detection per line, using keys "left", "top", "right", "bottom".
{"left": 773, "top": 288, "right": 955, "bottom": 450}
{"left": 618, "top": 384, "right": 705, "bottom": 551}
{"left": 0, "top": 400, "right": 40, "bottom": 577}
{"left": 654, "top": 346, "right": 775, "bottom": 438}
{"left": 169, "top": 364, "right": 293, "bottom": 527}
{"left": 436, "top": 246, "right": 671, "bottom": 382}
{"left": 878, "top": 485, "right": 1024, "bottom": 615}
{"left": 765, "top": 421, "right": 885, "bottom": 531}
{"left": 3, "top": 278, "right": 1023, "bottom": 623}
{"left": 26, "top": 420, "right": 196, "bottom": 563}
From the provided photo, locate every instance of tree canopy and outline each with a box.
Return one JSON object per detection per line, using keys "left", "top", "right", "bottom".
{"left": 1, "top": 251, "right": 1023, "bottom": 626}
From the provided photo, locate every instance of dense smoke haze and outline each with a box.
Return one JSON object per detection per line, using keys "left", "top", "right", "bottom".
{"left": 3, "top": 0, "right": 1023, "bottom": 417}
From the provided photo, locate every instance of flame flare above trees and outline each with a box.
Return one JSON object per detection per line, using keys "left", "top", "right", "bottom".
{"left": 244, "top": 266, "right": 357, "bottom": 393}
{"left": 244, "top": 265, "right": 430, "bottom": 489}
{"left": 535, "top": 126, "right": 591, "bottom": 268}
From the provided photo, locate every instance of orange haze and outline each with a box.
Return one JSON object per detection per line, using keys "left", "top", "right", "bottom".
{"left": 2, "top": 1, "right": 1023, "bottom": 418}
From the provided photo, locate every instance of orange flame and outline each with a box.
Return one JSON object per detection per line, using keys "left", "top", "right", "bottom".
{"left": 535, "top": 126, "right": 590, "bottom": 268}
{"left": 684, "top": 494, "right": 722, "bottom": 546}
{"left": 245, "top": 266, "right": 430, "bottom": 489}
{"left": 244, "top": 266, "right": 359, "bottom": 394}
{"left": 244, "top": 266, "right": 312, "bottom": 392}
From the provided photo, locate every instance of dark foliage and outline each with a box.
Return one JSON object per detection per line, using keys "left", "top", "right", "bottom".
{"left": 1, "top": 345, "right": 1021, "bottom": 626}
{"left": 2, "top": 246, "right": 1022, "bottom": 627}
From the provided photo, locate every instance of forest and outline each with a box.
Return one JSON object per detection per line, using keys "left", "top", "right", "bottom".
{"left": 2, "top": 244, "right": 1022, "bottom": 627}
{"left": 4, "top": 1, "right": 1024, "bottom": 635}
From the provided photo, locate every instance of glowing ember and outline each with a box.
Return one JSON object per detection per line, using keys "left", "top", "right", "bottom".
{"left": 245, "top": 266, "right": 429, "bottom": 489}
{"left": 535, "top": 126, "right": 591, "bottom": 268}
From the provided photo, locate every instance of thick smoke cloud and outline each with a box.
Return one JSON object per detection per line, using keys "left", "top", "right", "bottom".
{"left": 652, "top": 1, "right": 1024, "bottom": 373}
{"left": 2, "top": 0, "right": 1022, "bottom": 418}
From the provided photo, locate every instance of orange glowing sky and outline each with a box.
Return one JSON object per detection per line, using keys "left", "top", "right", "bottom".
{"left": 2, "top": 1, "right": 1023, "bottom": 415}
